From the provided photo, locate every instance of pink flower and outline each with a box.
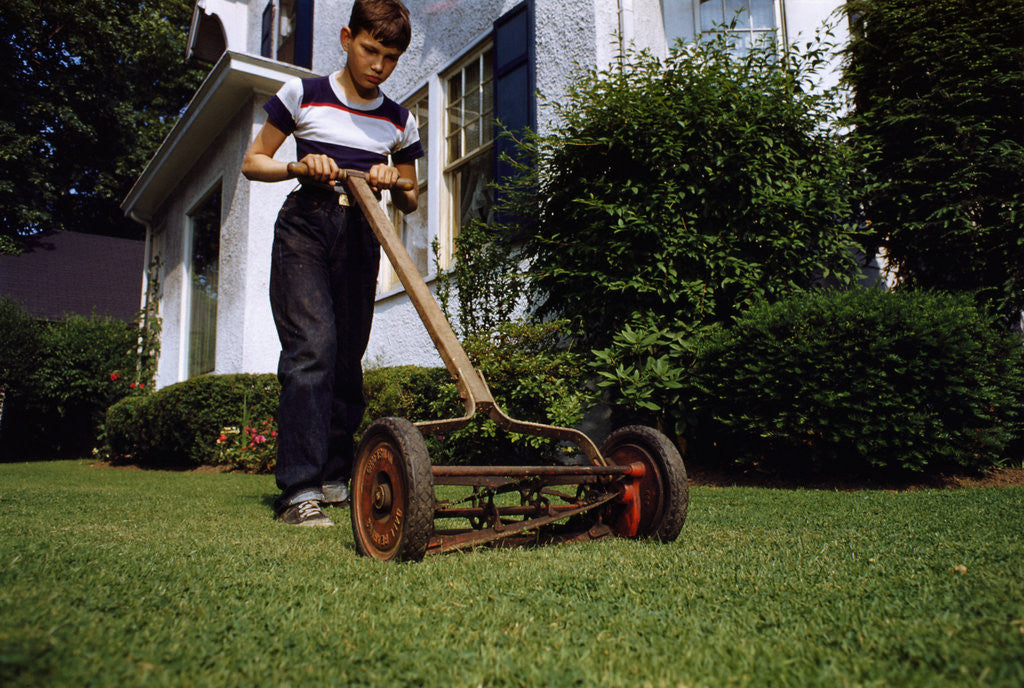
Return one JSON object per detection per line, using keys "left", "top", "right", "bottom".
{"left": 254, "top": 435, "right": 266, "bottom": 444}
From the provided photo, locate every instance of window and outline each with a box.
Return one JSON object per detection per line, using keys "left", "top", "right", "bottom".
{"left": 442, "top": 47, "right": 495, "bottom": 268}
{"left": 261, "top": 0, "right": 313, "bottom": 68}
{"left": 381, "top": 90, "right": 430, "bottom": 293}
{"left": 187, "top": 186, "right": 221, "bottom": 378}
{"left": 664, "top": 0, "right": 779, "bottom": 49}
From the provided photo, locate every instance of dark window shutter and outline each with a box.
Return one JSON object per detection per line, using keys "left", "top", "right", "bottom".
{"left": 492, "top": 1, "right": 535, "bottom": 192}
{"left": 261, "top": 1, "right": 274, "bottom": 58}
{"left": 294, "top": 0, "right": 314, "bottom": 69}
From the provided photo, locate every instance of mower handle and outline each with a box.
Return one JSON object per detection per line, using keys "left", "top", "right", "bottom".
{"left": 286, "top": 161, "right": 415, "bottom": 191}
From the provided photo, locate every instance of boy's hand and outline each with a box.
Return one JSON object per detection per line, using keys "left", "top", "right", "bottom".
{"left": 367, "top": 163, "right": 402, "bottom": 193}
{"left": 296, "top": 154, "right": 341, "bottom": 185}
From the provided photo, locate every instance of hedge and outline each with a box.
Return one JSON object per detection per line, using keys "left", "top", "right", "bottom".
{"left": 687, "top": 288, "right": 1024, "bottom": 475}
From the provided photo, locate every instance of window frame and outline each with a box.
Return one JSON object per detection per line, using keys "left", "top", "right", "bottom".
{"left": 380, "top": 87, "right": 431, "bottom": 295}
{"left": 184, "top": 182, "right": 222, "bottom": 379}
{"left": 439, "top": 42, "right": 495, "bottom": 271}
{"left": 663, "top": 0, "right": 787, "bottom": 48}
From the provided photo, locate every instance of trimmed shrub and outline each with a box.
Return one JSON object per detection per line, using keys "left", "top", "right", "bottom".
{"left": 361, "top": 365, "right": 453, "bottom": 433}
{"left": 687, "top": 289, "right": 1024, "bottom": 474}
{"left": 106, "top": 323, "right": 590, "bottom": 470}
{"left": 105, "top": 374, "right": 279, "bottom": 470}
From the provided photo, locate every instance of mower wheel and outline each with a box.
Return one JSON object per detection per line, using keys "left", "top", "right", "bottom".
{"left": 351, "top": 417, "right": 435, "bottom": 561}
{"left": 602, "top": 425, "right": 688, "bottom": 541}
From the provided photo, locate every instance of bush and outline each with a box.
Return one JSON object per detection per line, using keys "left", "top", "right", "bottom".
{"left": 0, "top": 298, "right": 140, "bottom": 459}
{"left": 0, "top": 298, "right": 44, "bottom": 458}
{"left": 365, "top": 321, "right": 592, "bottom": 465}
{"left": 498, "top": 31, "right": 860, "bottom": 349}
{"left": 843, "top": 0, "right": 1024, "bottom": 326}
{"left": 686, "top": 288, "right": 1024, "bottom": 475}
{"left": 105, "top": 374, "right": 280, "bottom": 470}
{"left": 106, "top": 323, "right": 590, "bottom": 470}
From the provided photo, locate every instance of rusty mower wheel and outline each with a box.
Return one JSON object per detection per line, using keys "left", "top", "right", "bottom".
{"left": 351, "top": 418, "right": 435, "bottom": 561}
{"left": 602, "top": 425, "right": 688, "bottom": 541}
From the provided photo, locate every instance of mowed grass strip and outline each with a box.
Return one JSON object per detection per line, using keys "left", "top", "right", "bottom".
{"left": 1, "top": 460, "right": 1022, "bottom": 687}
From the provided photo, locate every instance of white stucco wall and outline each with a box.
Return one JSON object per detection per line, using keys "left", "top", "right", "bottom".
{"left": 150, "top": 88, "right": 293, "bottom": 388}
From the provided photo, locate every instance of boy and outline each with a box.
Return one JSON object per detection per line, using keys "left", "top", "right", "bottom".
{"left": 241, "top": 0, "right": 422, "bottom": 526}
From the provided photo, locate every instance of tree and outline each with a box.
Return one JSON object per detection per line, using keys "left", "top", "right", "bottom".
{"left": 0, "top": 0, "right": 204, "bottom": 252}
{"left": 842, "top": 0, "right": 1024, "bottom": 327}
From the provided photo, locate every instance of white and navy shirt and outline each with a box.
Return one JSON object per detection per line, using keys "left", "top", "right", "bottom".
{"left": 263, "top": 72, "right": 424, "bottom": 173}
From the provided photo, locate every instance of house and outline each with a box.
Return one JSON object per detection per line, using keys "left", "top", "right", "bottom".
{"left": 0, "top": 230, "right": 145, "bottom": 322}
{"left": 122, "top": 0, "right": 848, "bottom": 389}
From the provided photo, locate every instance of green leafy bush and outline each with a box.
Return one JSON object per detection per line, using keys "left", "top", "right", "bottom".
{"left": 106, "top": 323, "right": 589, "bottom": 470}
{"left": 843, "top": 0, "right": 1024, "bottom": 326}
{"left": 363, "top": 321, "right": 591, "bottom": 465}
{"left": 498, "top": 32, "right": 860, "bottom": 348}
{"left": 105, "top": 374, "right": 279, "bottom": 470}
{"left": 687, "top": 289, "right": 1024, "bottom": 474}
{"left": 0, "top": 298, "right": 44, "bottom": 458}
{"left": 0, "top": 298, "right": 139, "bottom": 459}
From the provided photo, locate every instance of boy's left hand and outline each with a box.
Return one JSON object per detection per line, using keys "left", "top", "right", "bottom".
{"left": 367, "top": 164, "right": 402, "bottom": 194}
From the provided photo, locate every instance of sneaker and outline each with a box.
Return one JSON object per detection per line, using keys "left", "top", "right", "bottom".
{"left": 322, "top": 482, "right": 350, "bottom": 506}
{"left": 279, "top": 500, "right": 334, "bottom": 527}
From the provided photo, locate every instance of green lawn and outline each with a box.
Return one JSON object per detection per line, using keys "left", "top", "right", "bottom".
{"left": 1, "top": 460, "right": 1022, "bottom": 687}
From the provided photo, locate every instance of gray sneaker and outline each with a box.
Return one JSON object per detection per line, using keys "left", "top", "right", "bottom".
{"left": 279, "top": 500, "right": 334, "bottom": 527}
{"left": 322, "top": 482, "right": 350, "bottom": 506}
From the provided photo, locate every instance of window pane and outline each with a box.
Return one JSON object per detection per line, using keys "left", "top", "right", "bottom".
{"left": 465, "top": 59, "right": 480, "bottom": 104}
{"left": 447, "top": 72, "right": 461, "bottom": 105}
{"left": 416, "top": 101, "right": 428, "bottom": 185}
{"left": 188, "top": 187, "right": 220, "bottom": 377}
{"left": 724, "top": 0, "right": 747, "bottom": 28}
{"left": 402, "top": 190, "right": 430, "bottom": 276}
{"left": 751, "top": 0, "right": 774, "bottom": 29}
{"left": 662, "top": 0, "right": 696, "bottom": 44}
{"left": 700, "top": 0, "right": 722, "bottom": 32}
{"left": 455, "top": 153, "right": 494, "bottom": 238}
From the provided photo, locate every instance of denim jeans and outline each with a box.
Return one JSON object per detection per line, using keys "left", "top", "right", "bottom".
{"left": 269, "top": 187, "right": 380, "bottom": 512}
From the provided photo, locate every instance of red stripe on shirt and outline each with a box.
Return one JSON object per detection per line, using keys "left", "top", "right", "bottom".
{"left": 301, "top": 101, "right": 405, "bottom": 132}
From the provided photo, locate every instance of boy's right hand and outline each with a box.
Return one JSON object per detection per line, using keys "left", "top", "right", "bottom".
{"left": 294, "top": 154, "right": 340, "bottom": 185}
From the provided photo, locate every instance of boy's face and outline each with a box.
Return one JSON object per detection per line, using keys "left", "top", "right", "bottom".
{"left": 340, "top": 26, "right": 404, "bottom": 96}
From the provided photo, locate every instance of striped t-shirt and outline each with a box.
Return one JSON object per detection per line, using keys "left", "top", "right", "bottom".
{"left": 263, "top": 72, "right": 424, "bottom": 173}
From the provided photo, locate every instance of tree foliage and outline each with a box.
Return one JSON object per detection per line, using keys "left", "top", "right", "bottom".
{"left": 496, "top": 32, "right": 862, "bottom": 349}
{"left": 842, "top": 0, "right": 1024, "bottom": 326}
{"left": 0, "top": 0, "right": 203, "bottom": 251}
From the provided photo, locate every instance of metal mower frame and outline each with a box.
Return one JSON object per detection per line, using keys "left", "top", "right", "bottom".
{"left": 288, "top": 165, "right": 689, "bottom": 561}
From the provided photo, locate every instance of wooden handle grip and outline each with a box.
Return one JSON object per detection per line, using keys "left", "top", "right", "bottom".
{"left": 286, "top": 162, "right": 415, "bottom": 191}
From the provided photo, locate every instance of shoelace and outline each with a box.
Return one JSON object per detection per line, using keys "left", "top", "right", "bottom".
{"left": 297, "top": 500, "right": 324, "bottom": 520}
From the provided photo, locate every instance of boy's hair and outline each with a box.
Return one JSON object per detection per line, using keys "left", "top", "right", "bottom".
{"left": 349, "top": 0, "right": 412, "bottom": 52}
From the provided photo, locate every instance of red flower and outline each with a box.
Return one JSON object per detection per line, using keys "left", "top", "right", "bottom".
{"left": 129, "top": 382, "right": 136, "bottom": 389}
{"left": 109, "top": 372, "right": 121, "bottom": 381}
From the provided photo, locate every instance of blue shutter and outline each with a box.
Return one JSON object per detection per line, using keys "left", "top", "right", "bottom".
{"left": 260, "top": 2, "right": 274, "bottom": 58}
{"left": 492, "top": 1, "right": 535, "bottom": 191}
{"left": 294, "top": 0, "right": 314, "bottom": 69}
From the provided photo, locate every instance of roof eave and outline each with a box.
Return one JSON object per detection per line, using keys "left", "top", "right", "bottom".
{"left": 121, "top": 51, "right": 315, "bottom": 223}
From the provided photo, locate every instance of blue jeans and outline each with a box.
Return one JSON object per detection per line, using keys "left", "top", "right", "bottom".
{"left": 269, "top": 187, "right": 380, "bottom": 512}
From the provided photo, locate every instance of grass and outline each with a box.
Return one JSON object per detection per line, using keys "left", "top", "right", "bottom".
{"left": 1, "top": 460, "right": 1022, "bottom": 687}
